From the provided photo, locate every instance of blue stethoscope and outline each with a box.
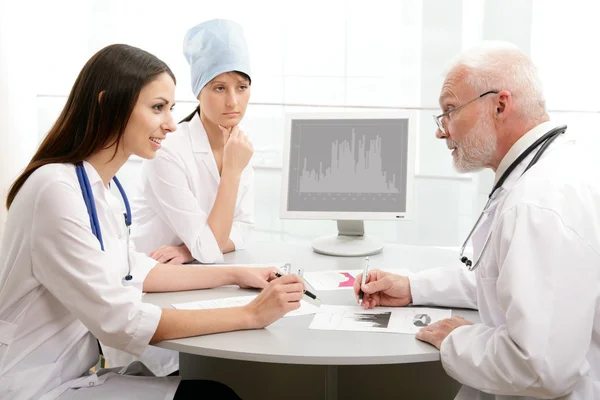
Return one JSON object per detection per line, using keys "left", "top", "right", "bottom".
{"left": 459, "top": 124, "right": 567, "bottom": 271}
{"left": 76, "top": 162, "right": 133, "bottom": 281}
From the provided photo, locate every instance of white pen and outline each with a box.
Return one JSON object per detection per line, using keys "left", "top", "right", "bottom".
{"left": 358, "top": 256, "right": 370, "bottom": 305}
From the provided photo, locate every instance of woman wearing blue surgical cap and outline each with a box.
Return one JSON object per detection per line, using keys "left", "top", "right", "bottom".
{"left": 105, "top": 19, "right": 256, "bottom": 377}
{"left": 131, "top": 18, "right": 254, "bottom": 266}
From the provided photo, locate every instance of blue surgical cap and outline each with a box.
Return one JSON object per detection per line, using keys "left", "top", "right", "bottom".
{"left": 183, "top": 19, "right": 251, "bottom": 98}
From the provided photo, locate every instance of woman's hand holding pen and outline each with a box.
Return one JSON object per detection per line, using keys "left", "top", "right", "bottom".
{"left": 244, "top": 273, "right": 305, "bottom": 329}
{"left": 353, "top": 269, "right": 413, "bottom": 309}
{"left": 234, "top": 267, "right": 279, "bottom": 289}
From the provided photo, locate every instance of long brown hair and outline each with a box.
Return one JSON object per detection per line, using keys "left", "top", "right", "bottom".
{"left": 6, "top": 44, "right": 176, "bottom": 209}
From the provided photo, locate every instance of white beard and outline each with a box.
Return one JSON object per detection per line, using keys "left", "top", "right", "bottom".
{"left": 448, "top": 117, "right": 497, "bottom": 173}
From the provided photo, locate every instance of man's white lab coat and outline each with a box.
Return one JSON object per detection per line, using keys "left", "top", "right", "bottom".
{"left": 410, "top": 122, "right": 600, "bottom": 399}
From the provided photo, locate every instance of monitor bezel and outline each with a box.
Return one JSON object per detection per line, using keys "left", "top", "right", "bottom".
{"left": 279, "top": 111, "right": 417, "bottom": 220}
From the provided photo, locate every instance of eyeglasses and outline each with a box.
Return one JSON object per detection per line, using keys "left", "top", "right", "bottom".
{"left": 433, "top": 90, "right": 499, "bottom": 136}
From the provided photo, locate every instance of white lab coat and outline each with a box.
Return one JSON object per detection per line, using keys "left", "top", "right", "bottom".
{"left": 102, "top": 111, "right": 255, "bottom": 376}
{"left": 0, "top": 162, "right": 179, "bottom": 400}
{"left": 410, "top": 121, "right": 600, "bottom": 399}
{"left": 130, "top": 111, "right": 255, "bottom": 263}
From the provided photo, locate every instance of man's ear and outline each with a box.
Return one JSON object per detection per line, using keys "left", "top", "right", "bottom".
{"left": 496, "top": 90, "right": 512, "bottom": 117}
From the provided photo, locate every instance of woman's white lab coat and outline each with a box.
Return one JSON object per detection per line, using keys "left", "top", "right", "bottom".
{"left": 0, "top": 162, "right": 179, "bottom": 400}
{"left": 130, "top": 111, "right": 255, "bottom": 264}
{"left": 101, "top": 111, "right": 255, "bottom": 376}
{"left": 410, "top": 123, "right": 600, "bottom": 399}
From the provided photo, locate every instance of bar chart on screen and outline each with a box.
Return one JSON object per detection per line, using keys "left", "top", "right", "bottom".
{"left": 287, "top": 118, "right": 409, "bottom": 212}
{"left": 296, "top": 129, "right": 400, "bottom": 194}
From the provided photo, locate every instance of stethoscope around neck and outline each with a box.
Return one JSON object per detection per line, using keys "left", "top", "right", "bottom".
{"left": 75, "top": 161, "right": 133, "bottom": 281}
{"left": 458, "top": 125, "right": 567, "bottom": 271}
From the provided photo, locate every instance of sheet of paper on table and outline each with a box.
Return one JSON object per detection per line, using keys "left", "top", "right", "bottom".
{"left": 172, "top": 295, "right": 321, "bottom": 317}
{"left": 191, "top": 263, "right": 287, "bottom": 269}
{"left": 194, "top": 263, "right": 304, "bottom": 276}
{"left": 308, "top": 305, "right": 451, "bottom": 334}
{"left": 303, "top": 268, "right": 413, "bottom": 291}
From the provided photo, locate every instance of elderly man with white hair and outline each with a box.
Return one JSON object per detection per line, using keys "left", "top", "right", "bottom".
{"left": 354, "top": 40, "right": 600, "bottom": 400}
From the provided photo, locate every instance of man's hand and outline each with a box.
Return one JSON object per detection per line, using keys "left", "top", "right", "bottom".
{"left": 354, "top": 269, "right": 412, "bottom": 308}
{"left": 415, "top": 316, "right": 474, "bottom": 349}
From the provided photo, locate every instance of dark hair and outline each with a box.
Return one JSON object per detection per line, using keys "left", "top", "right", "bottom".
{"left": 6, "top": 44, "right": 176, "bottom": 209}
{"left": 179, "top": 71, "right": 251, "bottom": 123}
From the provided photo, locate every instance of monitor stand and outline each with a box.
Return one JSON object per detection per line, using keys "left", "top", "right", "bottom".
{"left": 311, "top": 220, "right": 384, "bottom": 257}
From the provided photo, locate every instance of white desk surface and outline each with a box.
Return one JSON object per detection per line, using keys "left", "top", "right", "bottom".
{"left": 144, "top": 241, "right": 480, "bottom": 366}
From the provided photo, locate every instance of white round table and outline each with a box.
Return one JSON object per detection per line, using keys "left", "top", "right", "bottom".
{"left": 145, "top": 241, "right": 479, "bottom": 400}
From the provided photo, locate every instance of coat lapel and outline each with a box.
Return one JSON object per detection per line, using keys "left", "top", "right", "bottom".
{"left": 189, "top": 112, "right": 220, "bottom": 184}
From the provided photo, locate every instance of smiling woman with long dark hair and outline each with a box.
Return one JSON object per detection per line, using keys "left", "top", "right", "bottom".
{"left": 0, "top": 43, "right": 305, "bottom": 400}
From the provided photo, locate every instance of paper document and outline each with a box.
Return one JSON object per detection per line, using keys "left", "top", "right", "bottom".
{"left": 194, "top": 263, "right": 304, "bottom": 276}
{"left": 172, "top": 295, "right": 321, "bottom": 317}
{"left": 308, "top": 305, "right": 451, "bottom": 334}
{"left": 193, "top": 263, "right": 286, "bottom": 269}
{"left": 303, "top": 268, "right": 412, "bottom": 291}
{"left": 302, "top": 270, "right": 362, "bottom": 290}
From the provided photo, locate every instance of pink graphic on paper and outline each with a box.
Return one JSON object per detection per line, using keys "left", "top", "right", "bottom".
{"left": 338, "top": 272, "right": 356, "bottom": 287}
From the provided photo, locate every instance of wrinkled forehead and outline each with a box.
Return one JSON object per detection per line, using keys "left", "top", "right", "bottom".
{"left": 439, "top": 67, "right": 472, "bottom": 106}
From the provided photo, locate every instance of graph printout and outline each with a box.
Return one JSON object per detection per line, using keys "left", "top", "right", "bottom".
{"left": 308, "top": 305, "right": 451, "bottom": 334}
{"left": 302, "top": 270, "right": 361, "bottom": 290}
{"left": 303, "top": 268, "right": 413, "bottom": 291}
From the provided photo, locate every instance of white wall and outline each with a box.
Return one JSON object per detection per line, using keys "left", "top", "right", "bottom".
{"left": 0, "top": 0, "right": 40, "bottom": 240}
{"left": 6, "top": 0, "right": 600, "bottom": 247}
{"left": 31, "top": 0, "right": 477, "bottom": 247}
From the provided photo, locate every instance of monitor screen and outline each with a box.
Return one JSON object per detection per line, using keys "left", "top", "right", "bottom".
{"left": 280, "top": 112, "right": 416, "bottom": 220}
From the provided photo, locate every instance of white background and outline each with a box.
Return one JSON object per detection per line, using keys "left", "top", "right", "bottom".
{"left": 1, "top": 0, "right": 599, "bottom": 247}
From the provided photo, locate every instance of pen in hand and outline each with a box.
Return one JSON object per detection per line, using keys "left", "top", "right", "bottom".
{"left": 274, "top": 271, "right": 321, "bottom": 302}
{"left": 358, "top": 256, "right": 370, "bottom": 305}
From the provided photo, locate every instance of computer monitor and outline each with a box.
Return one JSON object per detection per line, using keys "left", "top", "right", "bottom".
{"left": 280, "top": 111, "right": 416, "bottom": 257}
